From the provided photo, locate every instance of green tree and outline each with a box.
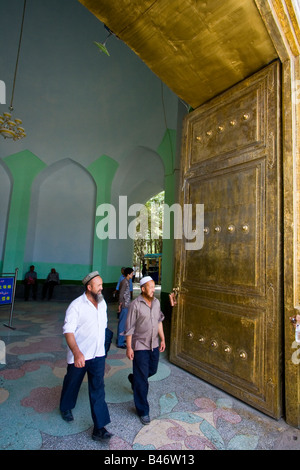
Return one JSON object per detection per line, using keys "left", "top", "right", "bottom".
{"left": 133, "top": 191, "right": 164, "bottom": 272}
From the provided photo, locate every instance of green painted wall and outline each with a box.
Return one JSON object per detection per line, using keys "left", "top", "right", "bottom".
{"left": 2, "top": 151, "right": 46, "bottom": 277}
{"left": 157, "top": 129, "right": 178, "bottom": 294}
{"left": 0, "top": 0, "right": 181, "bottom": 297}
{"left": 87, "top": 154, "right": 119, "bottom": 281}
{"left": 0, "top": 129, "right": 178, "bottom": 291}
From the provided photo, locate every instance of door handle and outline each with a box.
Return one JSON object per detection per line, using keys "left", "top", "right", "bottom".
{"left": 169, "top": 286, "right": 188, "bottom": 306}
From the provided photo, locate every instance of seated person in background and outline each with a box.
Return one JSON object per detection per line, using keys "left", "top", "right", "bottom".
{"left": 42, "top": 268, "right": 60, "bottom": 300}
{"left": 24, "top": 265, "right": 37, "bottom": 301}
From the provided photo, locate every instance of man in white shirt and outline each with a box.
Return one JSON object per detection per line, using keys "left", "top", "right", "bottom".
{"left": 59, "top": 271, "right": 112, "bottom": 441}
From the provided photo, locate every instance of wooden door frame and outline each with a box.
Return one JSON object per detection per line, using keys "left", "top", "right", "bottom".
{"left": 254, "top": 0, "right": 300, "bottom": 428}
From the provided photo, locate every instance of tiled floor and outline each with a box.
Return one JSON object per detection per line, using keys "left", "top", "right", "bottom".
{"left": 0, "top": 296, "right": 299, "bottom": 451}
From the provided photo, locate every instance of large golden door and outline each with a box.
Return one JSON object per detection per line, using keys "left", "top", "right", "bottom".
{"left": 170, "top": 61, "right": 282, "bottom": 418}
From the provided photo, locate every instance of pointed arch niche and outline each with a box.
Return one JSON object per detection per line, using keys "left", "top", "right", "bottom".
{"left": 108, "top": 146, "right": 165, "bottom": 270}
{"left": 25, "top": 159, "right": 96, "bottom": 278}
{"left": 0, "top": 161, "right": 12, "bottom": 270}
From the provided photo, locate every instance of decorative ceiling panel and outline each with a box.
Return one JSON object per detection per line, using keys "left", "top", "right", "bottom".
{"left": 79, "top": 0, "right": 278, "bottom": 108}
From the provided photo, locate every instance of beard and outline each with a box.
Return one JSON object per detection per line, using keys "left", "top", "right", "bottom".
{"left": 142, "top": 291, "right": 154, "bottom": 301}
{"left": 90, "top": 291, "right": 104, "bottom": 303}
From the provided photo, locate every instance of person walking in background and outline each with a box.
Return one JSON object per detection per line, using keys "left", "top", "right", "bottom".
{"left": 59, "top": 271, "right": 112, "bottom": 441}
{"left": 125, "top": 276, "right": 165, "bottom": 425}
{"left": 132, "top": 264, "right": 137, "bottom": 282}
{"left": 117, "top": 267, "right": 133, "bottom": 348}
{"left": 115, "top": 266, "right": 133, "bottom": 301}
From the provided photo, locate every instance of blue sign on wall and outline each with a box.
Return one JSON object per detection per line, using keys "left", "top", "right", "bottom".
{"left": 0, "top": 277, "right": 14, "bottom": 305}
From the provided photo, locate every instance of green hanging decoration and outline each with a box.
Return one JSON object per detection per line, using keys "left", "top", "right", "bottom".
{"left": 94, "top": 25, "right": 117, "bottom": 57}
{"left": 94, "top": 40, "right": 110, "bottom": 56}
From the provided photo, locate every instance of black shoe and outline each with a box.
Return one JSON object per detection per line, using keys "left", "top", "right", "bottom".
{"left": 140, "top": 415, "right": 150, "bottom": 425}
{"left": 61, "top": 410, "right": 74, "bottom": 422}
{"left": 117, "top": 345, "right": 126, "bottom": 349}
{"left": 128, "top": 373, "right": 134, "bottom": 390}
{"left": 92, "top": 427, "right": 113, "bottom": 441}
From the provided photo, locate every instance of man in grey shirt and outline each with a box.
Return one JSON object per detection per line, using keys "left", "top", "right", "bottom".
{"left": 125, "top": 276, "right": 165, "bottom": 425}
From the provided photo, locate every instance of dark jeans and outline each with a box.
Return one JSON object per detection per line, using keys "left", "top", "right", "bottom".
{"left": 60, "top": 356, "right": 110, "bottom": 430}
{"left": 117, "top": 307, "right": 128, "bottom": 347}
{"left": 132, "top": 347, "right": 159, "bottom": 417}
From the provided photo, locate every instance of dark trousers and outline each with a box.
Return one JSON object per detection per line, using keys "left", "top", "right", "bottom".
{"left": 42, "top": 281, "right": 57, "bottom": 300}
{"left": 60, "top": 356, "right": 110, "bottom": 430}
{"left": 24, "top": 283, "right": 37, "bottom": 300}
{"left": 132, "top": 347, "right": 159, "bottom": 417}
{"left": 117, "top": 307, "right": 128, "bottom": 347}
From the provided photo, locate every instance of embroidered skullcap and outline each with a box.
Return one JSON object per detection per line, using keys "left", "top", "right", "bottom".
{"left": 82, "top": 271, "right": 100, "bottom": 285}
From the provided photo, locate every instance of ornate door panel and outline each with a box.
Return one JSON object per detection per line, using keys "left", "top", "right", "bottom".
{"left": 170, "top": 62, "right": 282, "bottom": 418}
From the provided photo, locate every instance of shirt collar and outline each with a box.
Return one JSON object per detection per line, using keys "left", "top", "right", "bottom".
{"left": 83, "top": 292, "right": 106, "bottom": 309}
{"left": 137, "top": 293, "right": 156, "bottom": 306}
{"left": 83, "top": 292, "right": 97, "bottom": 308}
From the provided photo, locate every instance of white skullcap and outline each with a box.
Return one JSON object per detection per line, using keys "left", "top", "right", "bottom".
{"left": 140, "top": 276, "right": 153, "bottom": 286}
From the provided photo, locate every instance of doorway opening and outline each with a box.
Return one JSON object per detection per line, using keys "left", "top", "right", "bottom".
{"left": 133, "top": 191, "right": 164, "bottom": 284}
